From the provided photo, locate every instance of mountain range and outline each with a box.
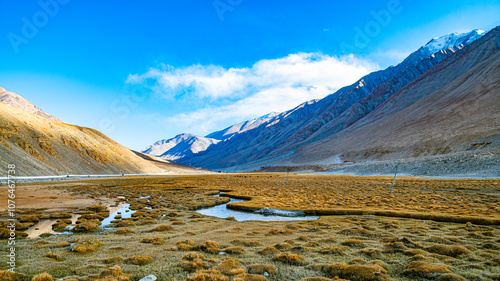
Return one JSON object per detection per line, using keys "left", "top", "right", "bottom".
{"left": 2, "top": 28, "right": 498, "bottom": 177}
{"left": 143, "top": 112, "right": 280, "bottom": 160}
{"left": 143, "top": 28, "right": 499, "bottom": 174}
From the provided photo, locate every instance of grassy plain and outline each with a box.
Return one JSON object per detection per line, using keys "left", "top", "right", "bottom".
{"left": 0, "top": 174, "right": 499, "bottom": 280}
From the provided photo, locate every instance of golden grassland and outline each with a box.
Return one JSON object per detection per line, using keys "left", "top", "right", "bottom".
{"left": 0, "top": 174, "right": 499, "bottom": 281}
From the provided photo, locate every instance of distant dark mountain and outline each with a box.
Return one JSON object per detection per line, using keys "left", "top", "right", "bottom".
{"left": 170, "top": 29, "right": 491, "bottom": 170}
{"left": 285, "top": 26, "right": 500, "bottom": 166}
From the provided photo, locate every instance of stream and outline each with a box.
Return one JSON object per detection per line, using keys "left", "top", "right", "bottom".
{"left": 197, "top": 193, "right": 319, "bottom": 221}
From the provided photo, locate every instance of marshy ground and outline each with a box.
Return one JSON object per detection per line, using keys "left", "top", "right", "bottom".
{"left": 0, "top": 174, "right": 499, "bottom": 280}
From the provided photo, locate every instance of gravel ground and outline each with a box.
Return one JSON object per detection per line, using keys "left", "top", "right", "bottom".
{"left": 323, "top": 148, "right": 500, "bottom": 178}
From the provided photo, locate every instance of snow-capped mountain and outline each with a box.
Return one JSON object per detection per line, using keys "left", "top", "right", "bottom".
{"left": 142, "top": 133, "right": 220, "bottom": 161}
{"left": 206, "top": 112, "right": 279, "bottom": 140}
{"left": 173, "top": 28, "right": 494, "bottom": 170}
{"left": 422, "top": 29, "right": 485, "bottom": 55}
{"left": 143, "top": 112, "right": 279, "bottom": 160}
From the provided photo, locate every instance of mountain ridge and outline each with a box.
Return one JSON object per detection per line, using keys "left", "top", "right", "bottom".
{"left": 0, "top": 86, "right": 64, "bottom": 123}
{"left": 168, "top": 28, "right": 489, "bottom": 170}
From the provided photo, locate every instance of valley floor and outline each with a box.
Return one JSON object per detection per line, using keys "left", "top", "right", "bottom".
{"left": 0, "top": 174, "right": 499, "bottom": 280}
{"left": 261, "top": 149, "right": 500, "bottom": 179}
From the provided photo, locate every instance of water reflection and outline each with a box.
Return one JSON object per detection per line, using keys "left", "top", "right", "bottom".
{"left": 197, "top": 194, "right": 319, "bottom": 222}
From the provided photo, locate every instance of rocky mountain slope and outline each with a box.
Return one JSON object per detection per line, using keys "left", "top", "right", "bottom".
{"left": 142, "top": 112, "right": 279, "bottom": 160}
{"left": 206, "top": 112, "right": 279, "bottom": 140}
{"left": 0, "top": 96, "right": 167, "bottom": 176}
{"left": 142, "top": 133, "right": 220, "bottom": 160}
{"left": 0, "top": 86, "right": 64, "bottom": 123}
{"left": 176, "top": 29, "right": 492, "bottom": 170}
{"left": 287, "top": 26, "right": 500, "bottom": 164}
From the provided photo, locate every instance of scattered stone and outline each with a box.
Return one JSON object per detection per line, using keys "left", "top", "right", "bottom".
{"left": 139, "top": 275, "right": 157, "bottom": 281}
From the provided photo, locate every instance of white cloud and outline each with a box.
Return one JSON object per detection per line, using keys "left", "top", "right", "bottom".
{"left": 127, "top": 52, "right": 378, "bottom": 135}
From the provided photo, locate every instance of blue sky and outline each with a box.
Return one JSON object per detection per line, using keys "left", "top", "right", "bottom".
{"left": 1, "top": 0, "right": 499, "bottom": 150}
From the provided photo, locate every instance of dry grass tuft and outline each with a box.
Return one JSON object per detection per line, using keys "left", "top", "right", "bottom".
{"left": 185, "top": 269, "right": 228, "bottom": 281}
{"left": 426, "top": 237, "right": 453, "bottom": 244}
{"left": 49, "top": 212, "right": 72, "bottom": 219}
{"left": 86, "top": 205, "right": 108, "bottom": 213}
{"left": 0, "top": 270, "right": 24, "bottom": 281}
{"left": 384, "top": 242, "right": 408, "bottom": 252}
{"left": 485, "top": 257, "right": 500, "bottom": 266}
{"left": 140, "top": 237, "right": 164, "bottom": 245}
{"left": 257, "top": 246, "right": 280, "bottom": 256}
{"left": 124, "top": 255, "right": 153, "bottom": 265}
{"left": 246, "top": 264, "right": 276, "bottom": 275}
{"left": 103, "top": 256, "right": 124, "bottom": 264}
{"left": 274, "top": 242, "right": 293, "bottom": 251}
{"left": 194, "top": 240, "right": 220, "bottom": 254}
{"left": 183, "top": 252, "right": 205, "bottom": 260}
{"left": 211, "top": 258, "right": 246, "bottom": 276}
{"left": 404, "top": 261, "right": 451, "bottom": 279}
{"left": 341, "top": 239, "right": 364, "bottom": 247}
{"left": 140, "top": 219, "right": 157, "bottom": 225}
{"left": 115, "top": 228, "right": 135, "bottom": 235}
{"left": 357, "top": 248, "right": 382, "bottom": 259}
{"left": 300, "top": 277, "right": 349, "bottom": 281}
{"left": 304, "top": 241, "right": 320, "bottom": 247}
{"left": 427, "top": 244, "right": 472, "bottom": 257}
{"left": 338, "top": 227, "right": 374, "bottom": 237}
{"left": 115, "top": 221, "right": 137, "bottom": 227}
{"left": 223, "top": 246, "right": 244, "bottom": 255}
{"left": 19, "top": 215, "right": 40, "bottom": 223}
{"left": 177, "top": 239, "right": 195, "bottom": 251}
{"left": 320, "top": 246, "right": 347, "bottom": 255}
{"left": 437, "top": 273, "right": 467, "bottom": 281}
{"left": 150, "top": 224, "right": 173, "bottom": 232}
{"left": 31, "top": 273, "right": 52, "bottom": 281}
{"left": 45, "top": 252, "right": 62, "bottom": 261}
{"left": 70, "top": 237, "right": 102, "bottom": 253}
{"left": 235, "top": 273, "right": 267, "bottom": 281}
{"left": 177, "top": 252, "right": 208, "bottom": 272}
{"left": 72, "top": 221, "right": 99, "bottom": 232}
{"left": 268, "top": 229, "right": 294, "bottom": 235}
{"left": 272, "top": 252, "right": 308, "bottom": 266}
{"left": 385, "top": 236, "right": 419, "bottom": 247}
{"left": 320, "top": 262, "right": 390, "bottom": 281}
{"left": 231, "top": 239, "right": 262, "bottom": 247}
{"left": 98, "top": 265, "right": 129, "bottom": 280}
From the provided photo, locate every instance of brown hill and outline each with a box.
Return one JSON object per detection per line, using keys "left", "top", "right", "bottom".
{"left": 0, "top": 86, "right": 64, "bottom": 123}
{"left": 0, "top": 100, "right": 165, "bottom": 176}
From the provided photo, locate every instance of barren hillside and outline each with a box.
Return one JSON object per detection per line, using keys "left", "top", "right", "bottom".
{"left": 0, "top": 101, "right": 165, "bottom": 176}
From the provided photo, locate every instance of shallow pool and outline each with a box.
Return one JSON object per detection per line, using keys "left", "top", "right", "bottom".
{"left": 100, "top": 203, "right": 137, "bottom": 228}
{"left": 196, "top": 194, "right": 319, "bottom": 222}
